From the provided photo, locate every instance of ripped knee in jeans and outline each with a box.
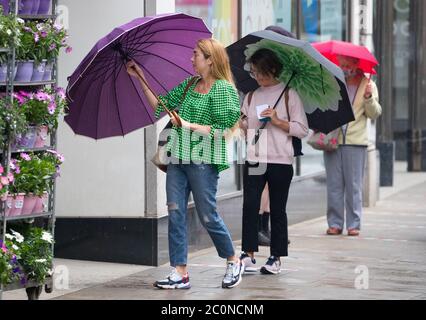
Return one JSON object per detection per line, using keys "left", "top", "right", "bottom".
{"left": 167, "top": 202, "right": 179, "bottom": 211}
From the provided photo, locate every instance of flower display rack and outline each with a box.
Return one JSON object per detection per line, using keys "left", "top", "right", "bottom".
{"left": 0, "top": 0, "right": 59, "bottom": 300}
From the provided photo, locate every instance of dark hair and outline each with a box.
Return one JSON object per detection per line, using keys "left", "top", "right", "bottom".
{"left": 265, "top": 25, "right": 297, "bottom": 39}
{"left": 248, "top": 48, "right": 283, "bottom": 78}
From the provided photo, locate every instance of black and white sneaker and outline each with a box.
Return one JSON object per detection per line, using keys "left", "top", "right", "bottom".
{"left": 239, "top": 252, "right": 257, "bottom": 273}
{"left": 222, "top": 260, "right": 243, "bottom": 289}
{"left": 260, "top": 256, "right": 281, "bottom": 275}
{"left": 154, "top": 269, "right": 191, "bottom": 289}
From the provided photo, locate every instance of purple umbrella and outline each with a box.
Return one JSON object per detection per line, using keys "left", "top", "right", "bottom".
{"left": 65, "top": 13, "right": 211, "bottom": 139}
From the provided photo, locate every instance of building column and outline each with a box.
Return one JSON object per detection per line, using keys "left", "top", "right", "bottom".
{"left": 375, "top": 0, "right": 395, "bottom": 187}
{"left": 408, "top": 0, "right": 426, "bottom": 172}
{"left": 352, "top": 0, "right": 380, "bottom": 206}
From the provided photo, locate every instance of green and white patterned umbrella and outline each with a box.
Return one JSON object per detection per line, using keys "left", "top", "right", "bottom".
{"left": 227, "top": 30, "right": 354, "bottom": 134}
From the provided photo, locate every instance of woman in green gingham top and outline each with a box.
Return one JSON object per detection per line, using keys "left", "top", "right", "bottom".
{"left": 126, "top": 38, "right": 243, "bottom": 290}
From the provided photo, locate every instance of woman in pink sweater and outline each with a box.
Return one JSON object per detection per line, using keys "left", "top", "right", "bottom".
{"left": 239, "top": 48, "right": 309, "bottom": 274}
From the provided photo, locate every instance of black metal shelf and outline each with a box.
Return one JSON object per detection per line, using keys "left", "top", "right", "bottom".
{"left": 17, "top": 14, "right": 56, "bottom": 20}
{"left": 0, "top": 80, "right": 56, "bottom": 87}
{"left": 1, "top": 211, "right": 54, "bottom": 222}
{"left": 0, "top": 146, "right": 53, "bottom": 154}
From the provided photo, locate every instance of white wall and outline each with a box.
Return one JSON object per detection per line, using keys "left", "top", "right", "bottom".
{"left": 56, "top": 0, "right": 146, "bottom": 217}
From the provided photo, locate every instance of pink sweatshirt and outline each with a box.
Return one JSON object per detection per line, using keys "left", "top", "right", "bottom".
{"left": 241, "top": 83, "right": 309, "bottom": 165}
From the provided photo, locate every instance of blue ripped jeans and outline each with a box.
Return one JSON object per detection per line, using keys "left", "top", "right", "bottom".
{"left": 166, "top": 162, "right": 235, "bottom": 267}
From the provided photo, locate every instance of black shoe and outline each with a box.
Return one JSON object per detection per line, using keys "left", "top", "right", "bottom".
{"left": 258, "top": 230, "right": 270, "bottom": 246}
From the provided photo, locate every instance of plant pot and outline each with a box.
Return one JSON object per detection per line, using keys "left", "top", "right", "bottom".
{"left": 34, "top": 125, "right": 49, "bottom": 148}
{"left": 31, "top": 0, "right": 40, "bottom": 14}
{"left": 0, "top": 64, "right": 7, "bottom": 82}
{"left": 43, "top": 62, "right": 53, "bottom": 81}
{"left": 33, "top": 192, "right": 48, "bottom": 213}
{"left": 14, "top": 61, "right": 34, "bottom": 82}
{"left": 0, "top": 0, "right": 10, "bottom": 13}
{"left": 15, "top": 126, "right": 37, "bottom": 149}
{"left": 38, "top": 0, "right": 51, "bottom": 14}
{"left": 31, "top": 60, "right": 46, "bottom": 82}
{"left": 18, "top": 0, "right": 33, "bottom": 14}
{"left": 10, "top": 194, "right": 25, "bottom": 217}
{"left": 1, "top": 63, "right": 18, "bottom": 82}
{"left": 22, "top": 194, "right": 38, "bottom": 215}
{"left": 4, "top": 195, "right": 13, "bottom": 217}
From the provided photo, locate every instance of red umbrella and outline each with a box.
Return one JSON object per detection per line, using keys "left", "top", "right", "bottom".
{"left": 312, "top": 40, "right": 378, "bottom": 75}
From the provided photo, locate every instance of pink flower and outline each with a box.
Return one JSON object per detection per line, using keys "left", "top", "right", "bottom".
{"left": 53, "top": 24, "right": 63, "bottom": 32}
{"left": 20, "top": 153, "right": 31, "bottom": 161}
{"left": 319, "top": 133, "right": 325, "bottom": 140}
{"left": 0, "top": 165, "right": 3, "bottom": 174}
{"left": 34, "top": 33, "right": 40, "bottom": 43}
{"left": 57, "top": 153, "right": 65, "bottom": 163}
{"left": 35, "top": 91, "right": 51, "bottom": 102}
{"left": 0, "top": 176, "right": 9, "bottom": 186}
{"left": 13, "top": 93, "right": 26, "bottom": 105}
{"left": 1, "top": 245, "right": 7, "bottom": 253}
{"left": 48, "top": 102, "right": 56, "bottom": 115}
{"left": 19, "top": 91, "right": 31, "bottom": 98}
{"left": 56, "top": 87, "right": 66, "bottom": 100}
{"left": 65, "top": 46, "right": 73, "bottom": 54}
{"left": 330, "top": 138, "right": 338, "bottom": 145}
{"left": 7, "top": 173, "right": 14, "bottom": 183}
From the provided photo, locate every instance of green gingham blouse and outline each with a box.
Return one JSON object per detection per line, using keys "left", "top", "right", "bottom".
{"left": 155, "top": 77, "right": 240, "bottom": 173}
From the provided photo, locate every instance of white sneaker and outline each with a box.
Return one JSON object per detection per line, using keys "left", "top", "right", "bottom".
{"left": 222, "top": 260, "right": 243, "bottom": 288}
{"left": 260, "top": 256, "right": 281, "bottom": 275}
{"left": 154, "top": 269, "right": 191, "bottom": 289}
{"left": 239, "top": 252, "right": 257, "bottom": 273}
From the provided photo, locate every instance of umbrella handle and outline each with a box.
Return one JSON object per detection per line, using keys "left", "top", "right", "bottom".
{"left": 134, "top": 68, "right": 179, "bottom": 124}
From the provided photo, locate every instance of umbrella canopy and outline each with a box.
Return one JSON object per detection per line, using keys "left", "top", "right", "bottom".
{"left": 227, "top": 30, "right": 355, "bottom": 134}
{"left": 65, "top": 13, "right": 212, "bottom": 139}
{"left": 312, "top": 40, "right": 379, "bottom": 74}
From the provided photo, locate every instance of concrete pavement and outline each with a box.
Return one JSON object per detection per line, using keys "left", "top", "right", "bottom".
{"left": 3, "top": 162, "right": 426, "bottom": 300}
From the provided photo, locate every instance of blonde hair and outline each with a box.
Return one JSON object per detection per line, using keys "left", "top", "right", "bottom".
{"left": 197, "top": 38, "right": 235, "bottom": 86}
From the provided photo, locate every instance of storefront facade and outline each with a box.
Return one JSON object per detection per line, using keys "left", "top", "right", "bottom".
{"left": 53, "top": 0, "right": 424, "bottom": 266}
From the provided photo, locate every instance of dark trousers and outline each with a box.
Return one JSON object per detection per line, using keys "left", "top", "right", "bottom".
{"left": 242, "top": 162, "right": 293, "bottom": 257}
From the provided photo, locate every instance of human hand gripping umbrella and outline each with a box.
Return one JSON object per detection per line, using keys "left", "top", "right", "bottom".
{"left": 65, "top": 13, "right": 212, "bottom": 139}
{"left": 227, "top": 30, "right": 355, "bottom": 134}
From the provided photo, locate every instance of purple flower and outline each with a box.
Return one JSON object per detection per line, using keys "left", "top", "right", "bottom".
{"left": 13, "top": 93, "right": 26, "bottom": 105}
{"left": 53, "top": 23, "right": 63, "bottom": 32}
{"left": 48, "top": 43, "right": 57, "bottom": 52}
{"left": 65, "top": 46, "right": 73, "bottom": 54}
{"left": 48, "top": 101, "right": 57, "bottom": 115}
{"left": 34, "top": 33, "right": 40, "bottom": 43}
{"left": 20, "top": 153, "right": 31, "bottom": 161}
{"left": 41, "top": 31, "right": 48, "bottom": 38}
{"left": 56, "top": 87, "right": 66, "bottom": 99}
{"left": 19, "top": 91, "right": 31, "bottom": 98}
{"left": 35, "top": 91, "right": 51, "bottom": 102}
{"left": 20, "top": 276, "right": 28, "bottom": 286}
{"left": 13, "top": 267, "right": 21, "bottom": 274}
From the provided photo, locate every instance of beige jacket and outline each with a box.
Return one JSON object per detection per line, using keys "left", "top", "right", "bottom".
{"left": 338, "top": 77, "right": 382, "bottom": 146}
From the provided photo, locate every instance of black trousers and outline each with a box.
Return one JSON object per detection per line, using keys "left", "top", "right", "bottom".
{"left": 242, "top": 162, "right": 293, "bottom": 257}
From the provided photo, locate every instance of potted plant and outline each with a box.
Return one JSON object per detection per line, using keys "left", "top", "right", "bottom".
{"left": 0, "top": 96, "right": 28, "bottom": 150}
{"left": 19, "top": 86, "right": 68, "bottom": 136}
{"left": 6, "top": 227, "right": 54, "bottom": 285}
{"left": 15, "top": 20, "right": 37, "bottom": 82}
{"left": 0, "top": 236, "right": 25, "bottom": 287}
{"left": 0, "top": 10, "right": 23, "bottom": 82}
{"left": 40, "top": 20, "right": 72, "bottom": 80}
{"left": 10, "top": 152, "right": 58, "bottom": 215}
